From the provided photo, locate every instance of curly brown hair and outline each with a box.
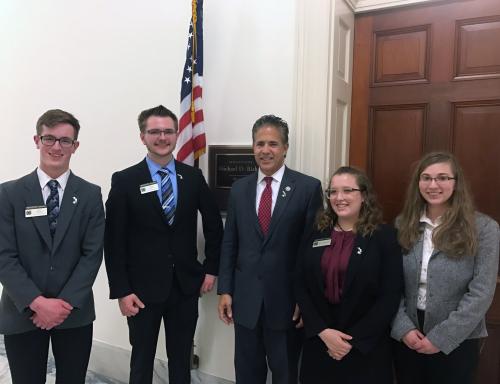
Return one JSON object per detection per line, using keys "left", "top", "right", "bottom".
{"left": 396, "top": 152, "right": 477, "bottom": 257}
{"left": 316, "top": 166, "right": 383, "bottom": 236}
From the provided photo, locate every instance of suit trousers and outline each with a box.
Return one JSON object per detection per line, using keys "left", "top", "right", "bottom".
{"left": 4, "top": 323, "right": 93, "bottom": 384}
{"left": 393, "top": 310, "right": 480, "bottom": 384}
{"left": 234, "top": 306, "right": 301, "bottom": 384}
{"left": 127, "top": 277, "right": 198, "bottom": 384}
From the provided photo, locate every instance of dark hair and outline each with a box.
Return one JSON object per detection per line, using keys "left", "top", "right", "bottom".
{"left": 252, "top": 115, "right": 289, "bottom": 145}
{"left": 397, "top": 151, "right": 477, "bottom": 257}
{"left": 36, "top": 109, "right": 80, "bottom": 139}
{"left": 138, "top": 105, "right": 178, "bottom": 133}
{"left": 316, "top": 166, "right": 383, "bottom": 236}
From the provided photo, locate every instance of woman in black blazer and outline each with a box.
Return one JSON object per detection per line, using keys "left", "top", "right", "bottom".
{"left": 295, "top": 166, "right": 403, "bottom": 384}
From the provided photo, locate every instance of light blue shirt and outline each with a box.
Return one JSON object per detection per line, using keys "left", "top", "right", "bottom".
{"left": 145, "top": 156, "right": 178, "bottom": 207}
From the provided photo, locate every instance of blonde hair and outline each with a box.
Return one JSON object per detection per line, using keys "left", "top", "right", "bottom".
{"left": 397, "top": 152, "right": 477, "bottom": 257}
{"left": 316, "top": 166, "right": 383, "bottom": 236}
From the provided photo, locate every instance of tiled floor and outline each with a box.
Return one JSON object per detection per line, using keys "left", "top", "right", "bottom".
{"left": 0, "top": 335, "right": 122, "bottom": 384}
{"left": 0, "top": 335, "right": 236, "bottom": 383}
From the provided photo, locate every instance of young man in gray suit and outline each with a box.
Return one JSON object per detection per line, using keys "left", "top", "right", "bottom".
{"left": 218, "top": 115, "right": 323, "bottom": 384}
{"left": 0, "top": 109, "right": 105, "bottom": 383}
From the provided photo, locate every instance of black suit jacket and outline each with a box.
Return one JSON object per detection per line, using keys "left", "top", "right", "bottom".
{"left": 218, "top": 167, "right": 323, "bottom": 330}
{"left": 104, "top": 159, "right": 223, "bottom": 302}
{"left": 295, "top": 224, "right": 403, "bottom": 354}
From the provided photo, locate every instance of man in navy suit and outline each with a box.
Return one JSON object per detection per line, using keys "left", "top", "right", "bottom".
{"left": 104, "top": 105, "right": 223, "bottom": 384}
{"left": 217, "top": 115, "right": 323, "bottom": 384}
{"left": 0, "top": 109, "right": 105, "bottom": 383}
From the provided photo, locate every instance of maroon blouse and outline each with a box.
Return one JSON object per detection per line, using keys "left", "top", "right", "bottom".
{"left": 320, "top": 229, "right": 355, "bottom": 304}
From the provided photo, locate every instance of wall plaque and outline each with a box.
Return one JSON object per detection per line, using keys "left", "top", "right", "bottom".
{"left": 208, "top": 145, "right": 257, "bottom": 212}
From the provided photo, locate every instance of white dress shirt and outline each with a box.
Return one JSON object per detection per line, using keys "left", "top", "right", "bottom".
{"left": 255, "top": 164, "right": 285, "bottom": 215}
{"left": 417, "top": 213, "right": 441, "bottom": 310}
{"left": 37, "top": 167, "right": 71, "bottom": 207}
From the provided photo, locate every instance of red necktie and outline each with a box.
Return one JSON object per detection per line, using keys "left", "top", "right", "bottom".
{"left": 258, "top": 176, "right": 273, "bottom": 235}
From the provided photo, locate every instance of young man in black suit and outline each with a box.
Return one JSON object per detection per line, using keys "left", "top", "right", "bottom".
{"left": 104, "top": 105, "right": 223, "bottom": 384}
{"left": 217, "top": 115, "right": 323, "bottom": 384}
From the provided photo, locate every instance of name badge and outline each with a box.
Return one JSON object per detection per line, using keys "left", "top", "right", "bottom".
{"left": 140, "top": 182, "right": 159, "bottom": 194}
{"left": 25, "top": 205, "right": 48, "bottom": 218}
{"left": 312, "top": 238, "right": 331, "bottom": 248}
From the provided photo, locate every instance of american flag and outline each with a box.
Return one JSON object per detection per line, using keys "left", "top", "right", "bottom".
{"left": 177, "top": 0, "right": 206, "bottom": 166}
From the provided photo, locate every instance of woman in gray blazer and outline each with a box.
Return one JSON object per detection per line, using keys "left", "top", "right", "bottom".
{"left": 391, "top": 152, "right": 499, "bottom": 384}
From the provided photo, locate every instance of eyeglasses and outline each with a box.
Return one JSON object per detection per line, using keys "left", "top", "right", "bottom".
{"left": 325, "top": 188, "right": 362, "bottom": 198}
{"left": 39, "top": 135, "right": 76, "bottom": 148}
{"left": 145, "top": 129, "right": 176, "bottom": 137}
{"left": 419, "top": 175, "right": 456, "bottom": 184}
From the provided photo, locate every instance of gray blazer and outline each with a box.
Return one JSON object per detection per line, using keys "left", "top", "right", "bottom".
{"left": 391, "top": 212, "right": 499, "bottom": 354}
{"left": 0, "top": 170, "right": 105, "bottom": 335}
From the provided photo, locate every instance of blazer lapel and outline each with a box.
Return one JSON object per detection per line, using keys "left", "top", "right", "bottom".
{"left": 52, "top": 172, "right": 78, "bottom": 253}
{"left": 171, "top": 164, "right": 185, "bottom": 227}
{"left": 264, "top": 167, "right": 295, "bottom": 243}
{"left": 246, "top": 173, "right": 262, "bottom": 239}
{"left": 342, "top": 233, "right": 369, "bottom": 295}
{"left": 23, "top": 170, "right": 52, "bottom": 250}
{"left": 138, "top": 160, "right": 166, "bottom": 225}
{"left": 311, "top": 229, "right": 331, "bottom": 291}
{"left": 412, "top": 236, "right": 425, "bottom": 287}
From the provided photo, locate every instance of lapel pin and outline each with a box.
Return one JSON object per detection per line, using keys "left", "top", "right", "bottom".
{"left": 72, "top": 196, "right": 78, "bottom": 205}
{"left": 357, "top": 247, "right": 362, "bottom": 255}
{"left": 177, "top": 173, "right": 183, "bottom": 180}
{"left": 281, "top": 186, "right": 291, "bottom": 197}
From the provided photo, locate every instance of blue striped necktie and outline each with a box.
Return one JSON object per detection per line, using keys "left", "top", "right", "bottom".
{"left": 46, "top": 179, "right": 59, "bottom": 237}
{"left": 158, "top": 169, "right": 175, "bottom": 225}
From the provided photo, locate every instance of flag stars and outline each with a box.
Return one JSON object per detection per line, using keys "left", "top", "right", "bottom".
{"left": 184, "top": 77, "right": 191, "bottom": 84}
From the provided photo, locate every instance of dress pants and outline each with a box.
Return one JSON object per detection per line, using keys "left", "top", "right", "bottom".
{"left": 393, "top": 310, "right": 480, "bottom": 384}
{"left": 234, "top": 306, "right": 301, "bottom": 384}
{"left": 4, "top": 323, "right": 93, "bottom": 384}
{"left": 127, "top": 278, "right": 199, "bottom": 384}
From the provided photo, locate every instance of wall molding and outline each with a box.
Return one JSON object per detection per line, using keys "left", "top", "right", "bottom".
{"left": 352, "top": 0, "right": 443, "bottom": 13}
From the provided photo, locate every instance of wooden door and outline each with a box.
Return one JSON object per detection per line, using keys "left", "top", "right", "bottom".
{"left": 350, "top": 0, "right": 500, "bottom": 382}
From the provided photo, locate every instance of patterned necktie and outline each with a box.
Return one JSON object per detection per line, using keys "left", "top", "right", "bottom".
{"left": 258, "top": 176, "right": 273, "bottom": 235}
{"left": 46, "top": 179, "right": 59, "bottom": 237}
{"left": 158, "top": 169, "right": 175, "bottom": 225}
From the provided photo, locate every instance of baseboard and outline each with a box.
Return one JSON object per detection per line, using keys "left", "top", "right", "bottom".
{"left": 89, "top": 339, "right": 235, "bottom": 384}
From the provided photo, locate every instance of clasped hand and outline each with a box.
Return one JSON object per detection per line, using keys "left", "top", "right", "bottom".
{"left": 402, "top": 329, "right": 439, "bottom": 354}
{"left": 29, "top": 296, "right": 73, "bottom": 330}
{"left": 319, "top": 328, "right": 353, "bottom": 361}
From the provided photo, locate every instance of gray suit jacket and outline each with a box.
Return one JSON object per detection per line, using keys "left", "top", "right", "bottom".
{"left": 218, "top": 167, "right": 323, "bottom": 330}
{"left": 391, "top": 212, "right": 499, "bottom": 354}
{"left": 0, "top": 170, "right": 104, "bottom": 335}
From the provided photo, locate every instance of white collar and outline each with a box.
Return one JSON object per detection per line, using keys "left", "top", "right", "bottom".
{"left": 257, "top": 164, "right": 285, "bottom": 184}
{"left": 420, "top": 211, "right": 441, "bottom": 229}
{"left": 37, "top": 167, "right": 71, "bottom": 191}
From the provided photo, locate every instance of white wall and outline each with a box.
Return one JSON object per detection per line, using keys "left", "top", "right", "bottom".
{"left": 0, "top": 0, "right": 297, "bottom": 381}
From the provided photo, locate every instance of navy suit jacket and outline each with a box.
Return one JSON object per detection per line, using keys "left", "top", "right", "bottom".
{"left": 104, "top": 159, "right": 223, "bottom": 302}
{"left": 218, "top": 167, "right": 323, "bottom": 330}
{"left": 0, "top": 170, "right": 104, "bottom": 335}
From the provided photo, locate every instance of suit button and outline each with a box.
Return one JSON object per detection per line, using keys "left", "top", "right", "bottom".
{"left": 49, "top": 266, "right": 54, "bottom": 271}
